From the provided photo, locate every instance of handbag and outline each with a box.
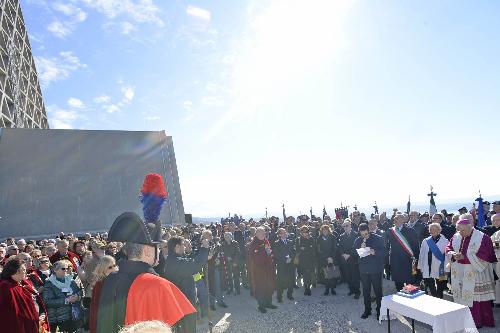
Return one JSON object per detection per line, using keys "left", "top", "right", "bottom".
{"left": 323, "top": 265, "right": 340, "bottom": 279}
{"left": 71, "top": 302, "right": 84, "bottom": 321}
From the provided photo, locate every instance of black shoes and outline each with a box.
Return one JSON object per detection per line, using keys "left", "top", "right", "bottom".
{"left": 304, "top": 288, "right": 312, "bottom": 296}
{"left": 277, "top": 298, "right": 283, "bottom": 303}
{"left": 258, "top": 306, "right": 267, "bottom": 313}
{"left": 266, "top": 304, "right": 277, "bottom": 309}
{"left": 287, "top": 296, "right": 294, "bottom": 301}
{"left": 331, "top": 289, "right": 337, "bottom": 295}
{"left": 324, "top": 290, "right": 330, "bottom": 296}
{"left": 218, "top": 302, "right": 228, "bottom": 308}
{"left": 354, "top": 293, "right": 360, "bottom": 299}
{"left": 293, "top": 284, "right": 299, "bottom": 289}
{"left": 361, "top": 311, "right": 372, "bottom": 319}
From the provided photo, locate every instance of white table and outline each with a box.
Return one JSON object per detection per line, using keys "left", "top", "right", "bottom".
{"left": 380, "top": 294, "right": 478, "bottom": 333}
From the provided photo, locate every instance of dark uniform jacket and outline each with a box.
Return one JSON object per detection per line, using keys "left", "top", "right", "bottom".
{"left": 440, "top": 221, "right": 456, "bottom": 240}
{"left": 163, "top": 248, "right": 209, "bottom": 304}
{"left": 296, "top": 236, "right": 316, "bottom": 270}
{"left": 317, "top": 234, "right": 337, "bottom": 265}
{"left": 388, "top": 225, "right": 420, "bottom": 283}
{"left": 221, "top": 240, "right": 240, "bottom": 263}
{"left": 482, "top": 225, "right": 500, "bottom": 237}
{"left": 273, "top": 238, "right": 296, "bottom": 288}
{"left": 338, "top": 231, "right": 359, "bottom": 263}
{"left": 407, "top": 221, "right": 429, "bottom": 245}
{"left": 353, "top": 234, "right": 386, "bottom": 274}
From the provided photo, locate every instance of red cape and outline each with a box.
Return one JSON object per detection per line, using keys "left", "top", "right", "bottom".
{"left": 0, "top": 279, "right": 45, "bottom": 333}
{"left": 92, "top": 271, "right": 196, "bottom": 333}
{"left": 125, "top": 273, "right": 196, "bottom": 325}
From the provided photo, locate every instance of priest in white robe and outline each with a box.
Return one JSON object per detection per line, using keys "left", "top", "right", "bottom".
{"left": 445, "top": 214, "right": 497, "bottom": 328}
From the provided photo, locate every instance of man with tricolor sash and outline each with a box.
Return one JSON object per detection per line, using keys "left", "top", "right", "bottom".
{"left": 388, "top": 213, "right": 420, "bottom": 291}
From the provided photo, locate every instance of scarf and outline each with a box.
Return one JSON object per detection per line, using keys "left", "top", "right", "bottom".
{"left": 47, "top": 274, "right": 73, "bottom": 294}
{"left": 425, "top": 236, "right": 445, "bottom": 277}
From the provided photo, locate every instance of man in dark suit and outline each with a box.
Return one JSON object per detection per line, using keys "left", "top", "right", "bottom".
{"left": 273, "top": 228, "right": 296, "bottom": 303}
{"left": 338, "top": 219, "right": 360, "bottom": 298}
{"left": 388, "top": 213, "right": 420, "bottom": 291}
{"left": 432, "top": 213, "right": 455, "bottom": 240}
{"left": 353, "top": 223, "right": 386, "bottom": 320}
{"left": 407, "top": 211, "right": 429, "bottom": 244}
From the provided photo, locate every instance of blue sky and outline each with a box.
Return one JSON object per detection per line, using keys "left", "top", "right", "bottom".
{"left": 24, "top": 0, "right": 500, "bottom": 217}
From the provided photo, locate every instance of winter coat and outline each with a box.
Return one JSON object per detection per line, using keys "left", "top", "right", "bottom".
{"left": 42, "top": 277, "right": 82, "bottom": 324}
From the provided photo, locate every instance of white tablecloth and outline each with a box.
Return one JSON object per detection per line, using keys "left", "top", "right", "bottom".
{"left": 379, "top": 294, "right": 478, "bottom": 333}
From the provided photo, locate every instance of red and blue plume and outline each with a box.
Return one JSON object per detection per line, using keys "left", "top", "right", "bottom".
{"left": 140, "top": 173, "right": 167, "bottom": 223}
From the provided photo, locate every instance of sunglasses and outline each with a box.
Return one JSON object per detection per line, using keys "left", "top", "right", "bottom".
{"left": 108, "top": 264, "right": 117, "bottom": 269}
{"left": 60, "top": 267, "right": 68, "bottom": 271}
{"left": 40, "top": 260, "right": 49, "bottom": 264}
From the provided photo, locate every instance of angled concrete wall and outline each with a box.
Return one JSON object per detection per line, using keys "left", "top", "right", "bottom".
{"left": 0, "top": 128, "right": 185, "bottom": 239}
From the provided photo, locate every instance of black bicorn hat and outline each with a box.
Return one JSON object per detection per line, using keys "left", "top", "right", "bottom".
{"left": 108, "top": 212, "right": 162, "bottom": 245}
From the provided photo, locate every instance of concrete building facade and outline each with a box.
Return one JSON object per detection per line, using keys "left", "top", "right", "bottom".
{"left": 0, "top": 0, "right": 48, "bottom": 128}
{"left": 0, "top": 128, "right": 186, "bottom": 238}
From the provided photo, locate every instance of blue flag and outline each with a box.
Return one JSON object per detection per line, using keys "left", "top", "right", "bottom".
{"left": 476, "top": 196, "right": 485, "bottom": 228}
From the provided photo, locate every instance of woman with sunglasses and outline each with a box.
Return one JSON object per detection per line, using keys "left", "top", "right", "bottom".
{"left": 43, "top": 260, "right": 83, "bottom": 332}
{"left": 35, "top": 256, "right": 52, "bottom": 283}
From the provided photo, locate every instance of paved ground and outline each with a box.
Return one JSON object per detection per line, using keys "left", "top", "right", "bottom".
{"left": 196, "top": 280, "right": 500, "bottom": 333}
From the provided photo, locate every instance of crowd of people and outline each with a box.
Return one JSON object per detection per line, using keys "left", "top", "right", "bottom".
{"left": 1, "top": 200, "right": 500, "bottom": 332}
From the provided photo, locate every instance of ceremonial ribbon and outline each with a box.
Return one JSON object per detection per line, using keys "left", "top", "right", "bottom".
{"left": 425, "top": 236, "right": 445, "bottom": 278}
{"left": 391, "top": 227, "right": 417, "bottom": 275}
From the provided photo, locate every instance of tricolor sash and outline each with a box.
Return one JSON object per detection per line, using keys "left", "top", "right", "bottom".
{"left": 391, "top": 227, "right": 417, "bottom": 275}
{"left": 425, "top": 236, "right": 445, "bottom": 277}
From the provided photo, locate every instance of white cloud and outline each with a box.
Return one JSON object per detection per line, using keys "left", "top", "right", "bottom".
{"left": 53, "top": 2, "right": 87, "bottom": 22}
{"left": 67, "top": 98, "right": 84, "bottom": 108}
{"left": 121, "top": 86, "right": 135, "bottom": 102}
{"left": 59, "top": 51, "right": 86, "bottom": 67}
{"left": 80, "top": 0, "right": 164, "bottom": 27}
{"left": 94, "top": 95, "right": 111, "bottom": 103}
{"left": 186, "top": 5, "right": 211, "bottom": 22}
{"left": 47, "top": 2, "right": 87, "bottom": 38}
{"left": 35, "top": 51, "right": 86, "bottom": 88}
{"left": 121, "top": 21, "right": 135, "bottom": 34}
{"left": 105, "top": 104, "right": 121, "bottom": 114}
{"left": 47, "top": 21, "right": 71, "bottom": 38}
{"left": 47, "top": 105, "right": 80, "bottom": 129}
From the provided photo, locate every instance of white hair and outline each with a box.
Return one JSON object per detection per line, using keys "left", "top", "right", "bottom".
{"left": 428, "top": 223, "right": 442, "bottom": 232}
